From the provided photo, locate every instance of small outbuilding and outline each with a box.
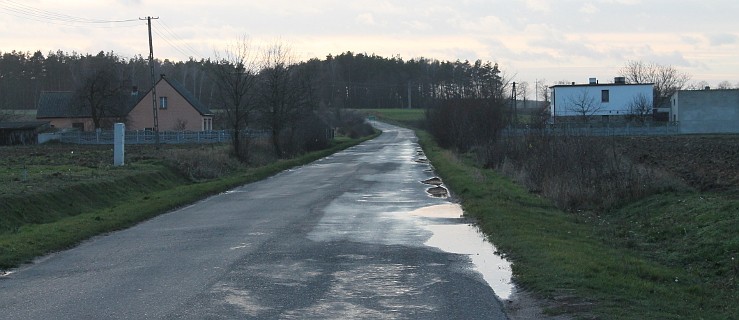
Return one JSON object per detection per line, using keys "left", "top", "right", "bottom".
{"left": 0, "top": 121, "right": 50, "bottom": 145}
{"left": 670, "top": 89, "right": 739, "bottom": 134}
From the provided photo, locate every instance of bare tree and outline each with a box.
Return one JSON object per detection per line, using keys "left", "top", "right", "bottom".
{"left": 627, "top": 93, "right": 653, "bottom": 123}
{"left": 516, "top": 81, "right": 529, "bottom": 101}
{"left": 74, "top": 60, "right": 127, "bottom": 129}
{"left": 258, "top": 42, "right": 312, "bottom": 157}
{"left": 686, "top": 80, "right": 710, "bottom": 90}
{"left": 717, "top": 80, "right": 733, "bottom": 89}
{"left": 619, "top": 60, "right": 690, "bottom": 109}
{"left": 567, "top": 89, "right": 600, "bottom": 122}
{"left": 211, "top": 37, "right": 259, "bottom": 162}
{"left": 536, "top": 79, "right": 550, "bottom": 103}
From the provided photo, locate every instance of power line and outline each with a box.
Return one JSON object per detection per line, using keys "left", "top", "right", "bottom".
{"left": 0, "top": 0, "right": 140, "bottom": 26}
{"left": 152, "top": 28, "right": 196, "bottom": 60}
{"left": 154, "top": 20, "right": 205, "bottom": 60}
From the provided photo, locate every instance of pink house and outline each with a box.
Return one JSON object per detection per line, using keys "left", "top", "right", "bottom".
{"left": 128, "top": 75, "right": 214, "bottom": 131}
{"left": 37, "top": 75, "right": 213, "bottom": 132}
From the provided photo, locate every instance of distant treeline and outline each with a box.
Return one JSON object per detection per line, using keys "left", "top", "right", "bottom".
{"left": 0, "top": 50, "right": 507, "bottom": 110}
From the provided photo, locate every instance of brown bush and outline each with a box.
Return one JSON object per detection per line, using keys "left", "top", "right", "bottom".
{"left": 426, "top": 98, "right": 510, "bottom": 153}
{"left": 483, "top": 133, "right": 686, "bottom": 211}
{"left": 163, "top": 145, "right": 241, "bottom": 180}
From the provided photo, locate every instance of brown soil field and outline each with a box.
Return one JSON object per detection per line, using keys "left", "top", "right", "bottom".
{"left": 614, "top": 135, "right": 739, "bottom": 192}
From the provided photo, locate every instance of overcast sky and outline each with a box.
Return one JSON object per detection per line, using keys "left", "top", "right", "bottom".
{"left": 2, "top": 0, "right": 738, "bottom": 97}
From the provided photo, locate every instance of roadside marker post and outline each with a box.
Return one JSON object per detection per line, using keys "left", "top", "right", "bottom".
{"left": 114, "top": 123, "right": 125, "bottom": 166}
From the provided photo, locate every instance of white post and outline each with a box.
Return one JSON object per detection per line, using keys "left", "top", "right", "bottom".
{"left": 114, "top": 123, "right": 125, "bottom": 166}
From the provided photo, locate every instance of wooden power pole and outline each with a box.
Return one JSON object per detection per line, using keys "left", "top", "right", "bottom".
{"left": 141, "top": 16, "right": 160, "bottom": 143}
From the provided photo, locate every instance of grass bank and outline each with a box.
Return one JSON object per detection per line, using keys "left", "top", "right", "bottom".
{"left": 369, "top": 108, "right": 737, "bottom": 319}
{"left": 0, "top": 134, "right": 377, "bottom": 269}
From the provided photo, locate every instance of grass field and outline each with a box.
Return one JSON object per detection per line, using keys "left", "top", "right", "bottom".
{"left": 371, "top": 108, "right": 738, "bottom": 319}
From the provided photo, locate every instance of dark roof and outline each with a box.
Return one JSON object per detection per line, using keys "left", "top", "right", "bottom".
{"left": 0, "top": 121, "right": 50, "bottom": 130}
{"left": 36, "top": 91, "right": 136, "bottom": 119}
{"left": 36, "top": 91, "right": 78, "bottom": 118}
{"left": 37, "top": 76, "right": 211, "bottom": 119}
{"left": 161, "top": 76, "right": 213, "bottom": 116}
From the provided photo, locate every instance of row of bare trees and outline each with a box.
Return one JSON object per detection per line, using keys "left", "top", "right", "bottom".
{"left": 211, "top": 39, "right": 320, "bottom": 161}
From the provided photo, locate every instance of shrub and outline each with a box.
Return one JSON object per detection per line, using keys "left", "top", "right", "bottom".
{"left": 426, "top": 98, "right": 510, "bottom": 153}
{"left": 483, "top": 133, "right": 685, "bottom": 211}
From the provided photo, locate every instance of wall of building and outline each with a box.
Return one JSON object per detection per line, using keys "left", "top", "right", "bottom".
{"left": 46, "top": 118, "right": 95, "bottom": 131}
{"left": 551, "top": 83, "right": 653, "bottom": 121}
{"left": 672, "top": 89, "right": 739, "bottom": 134}
{"left": 127, "top": 80, "right": 208, "bottom": 131}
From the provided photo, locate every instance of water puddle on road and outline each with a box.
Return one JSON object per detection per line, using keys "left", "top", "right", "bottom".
{"left": 410, "top": 204, "right": 514, "bottom": 300}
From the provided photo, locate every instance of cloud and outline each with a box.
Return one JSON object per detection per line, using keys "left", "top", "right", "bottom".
{"left": 680, "top": 34, "right": 703, "bottom": 46}
{"left": 708, "top": 33, "right": 737, "bottom": 46}
{"left": 355, "top": 13, "right": 377, "bottom": 26}
{"left": 524, "top": 0, "right": 551, "bottom": 12}
{"left": 402, "top": 20, "right": 432, "bottom": 32}
{"left": 579, "top": 3, "right": 599, "bottom": 14}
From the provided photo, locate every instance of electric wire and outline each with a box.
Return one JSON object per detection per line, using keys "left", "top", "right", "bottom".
{"left": 152, "top": 28, "right": 198, "bottom": 62}
{"left": 154, "top": 20, "right": 205, "bottom": 61}
{"left": 0, "top": 0, "right": 140, "bottom": 27}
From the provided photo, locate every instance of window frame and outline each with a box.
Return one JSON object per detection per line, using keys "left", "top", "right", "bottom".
{"left": 601, "top": 90, "right": 610, "bottom": 103}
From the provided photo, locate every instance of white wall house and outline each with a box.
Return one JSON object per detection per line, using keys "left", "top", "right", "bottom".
{"left": 670, "top": 89, "right": 739, "bottom": 134}
{"left": 550, "top": 77, "right": 653, "bottom": 123}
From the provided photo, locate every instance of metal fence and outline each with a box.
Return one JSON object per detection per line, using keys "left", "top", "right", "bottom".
{"left": 41, "top": 129, "right": 270, "bottom": 145}
{"left": 502, "top": 121, "right": 680, "bottom": 137}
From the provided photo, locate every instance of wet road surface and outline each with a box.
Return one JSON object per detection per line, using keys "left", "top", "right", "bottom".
{"left": 0, "top": 122, "right": 511, "bottom": 319}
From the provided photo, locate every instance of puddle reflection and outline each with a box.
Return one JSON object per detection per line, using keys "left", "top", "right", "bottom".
{"left": 410, "top": 204, "right": 514, "bottom": 300}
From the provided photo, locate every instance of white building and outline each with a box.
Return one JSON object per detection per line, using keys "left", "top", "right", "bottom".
{"left": 550, "top": 77, "right": 654, "bottom": 123}
{"left": 670, "top": 89, "right": 739, "bottom": 134}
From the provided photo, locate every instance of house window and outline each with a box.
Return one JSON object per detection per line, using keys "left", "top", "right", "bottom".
{"left": 601, "top": 90, "right": 609, "bottom": 102}
{"left": 203, "top": 118, "right": 212, "bottom": 131}
{"left": 159, "top": 96, "right": 168, "bottom": 109}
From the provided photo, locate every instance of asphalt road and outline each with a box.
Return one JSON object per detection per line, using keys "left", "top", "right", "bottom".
{"left": 0, "top": 122, "right": 509, "bottom": 319}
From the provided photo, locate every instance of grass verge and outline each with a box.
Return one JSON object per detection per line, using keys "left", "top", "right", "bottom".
{"left": 0, "top": 133, "right": 378, "bottom": 269}
{"left": 368, "top": 108, "right": 737, "bottom": 318}
{"left": 416, "top": 130, "right": 737, "bottom": 319}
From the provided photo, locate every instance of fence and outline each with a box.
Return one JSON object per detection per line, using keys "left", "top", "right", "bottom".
{"left": 503, "top": 121, "right": 680, "bottom": 137}
{"left": 40, "top": 129, "right": 270, "bottom": 145}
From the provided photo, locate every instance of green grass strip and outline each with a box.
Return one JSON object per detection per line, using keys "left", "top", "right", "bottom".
{"left": 0, "top": 133, "right": 378, "bottom": 269}
{"left": 416, "top": 130, "right": 734, "bottom": 320}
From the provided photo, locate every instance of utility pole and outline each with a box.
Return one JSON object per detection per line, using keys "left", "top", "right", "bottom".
{"left": 511, "top": 81, "right": 517, "bottom": 125}
{"left": 141, "top": 16, "right": 160, "bottom": 143}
